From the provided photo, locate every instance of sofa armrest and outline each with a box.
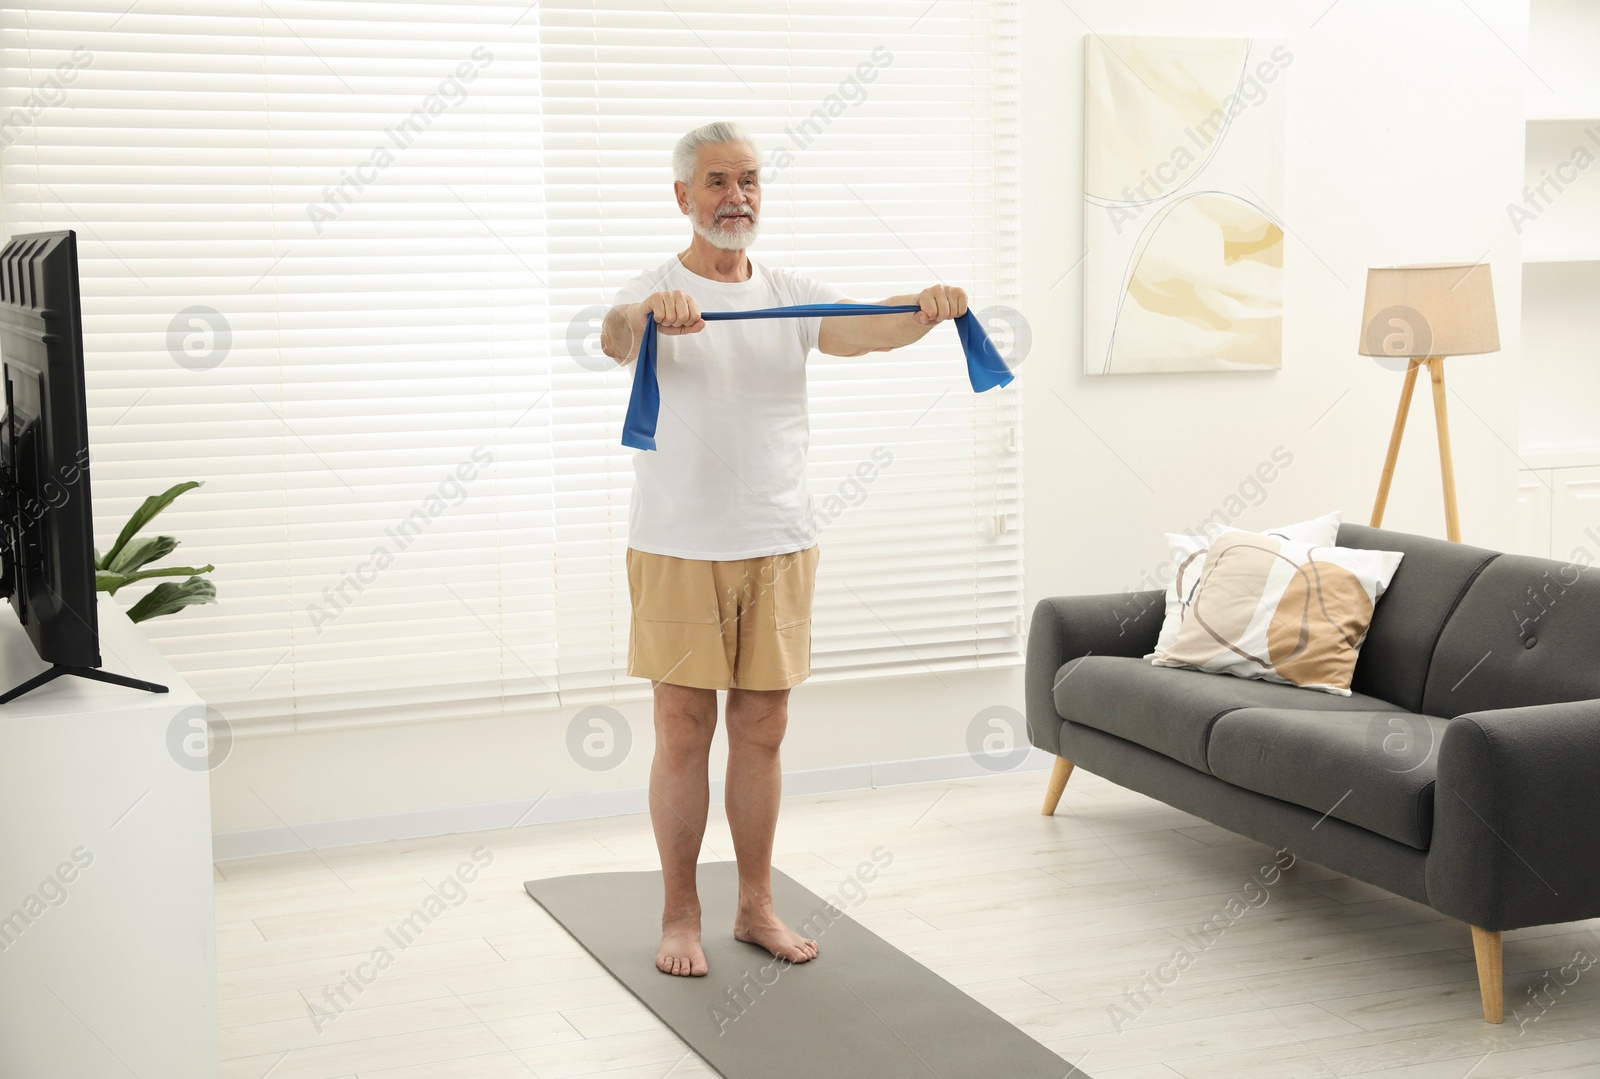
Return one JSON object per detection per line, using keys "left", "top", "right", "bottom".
{"left": 1426, "top": 698, "right": 1600, "bottom": 930}
{"left": 1026, "top": 591, "right": 1163, "bottom": 756}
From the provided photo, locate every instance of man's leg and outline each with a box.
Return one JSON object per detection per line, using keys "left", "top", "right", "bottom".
{"left": 651, "top": 679, "right": 718, "bottom": 976}
{"left": 725, "top": 686, "right": 818, "bottom": 963}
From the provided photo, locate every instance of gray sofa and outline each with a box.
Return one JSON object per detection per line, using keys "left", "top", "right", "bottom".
{"left": 1026, "top": 523, "right": 1600, "bottom": 1023}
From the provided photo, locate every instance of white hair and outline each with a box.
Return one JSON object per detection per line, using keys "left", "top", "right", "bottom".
{"left": 672, "top": 121, "right": 760, "bottom": 186}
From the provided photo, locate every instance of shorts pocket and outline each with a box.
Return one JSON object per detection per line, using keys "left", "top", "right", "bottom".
{"left": 627, "top": 548, "right": 720, "bottom": 625}
{"left": 771, "top": 545, "right": 819, "bottom": 631}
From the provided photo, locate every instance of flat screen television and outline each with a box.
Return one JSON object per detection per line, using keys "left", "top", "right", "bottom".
{"left": 0, "top": 229, "right": 164, "bottom": 704}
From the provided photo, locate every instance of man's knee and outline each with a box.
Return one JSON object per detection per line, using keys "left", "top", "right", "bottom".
{"left": 726, "top": 688, "right": 789, "bottom": 749}
{"left": 654, "top": 681, "right": 717, "bottom": 749}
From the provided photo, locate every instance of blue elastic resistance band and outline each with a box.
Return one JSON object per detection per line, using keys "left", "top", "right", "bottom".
{"left": 621, "top": 303, "right": 1015, "bottom": 451}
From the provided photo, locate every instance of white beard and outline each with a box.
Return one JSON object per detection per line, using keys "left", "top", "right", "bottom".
{"left": 691, "top": 208, "right": 758, "bottom": 250}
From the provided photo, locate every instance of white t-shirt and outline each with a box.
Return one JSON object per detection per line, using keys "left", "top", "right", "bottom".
{"left": 611, "top": 253, "right": 848, "bottom": 560}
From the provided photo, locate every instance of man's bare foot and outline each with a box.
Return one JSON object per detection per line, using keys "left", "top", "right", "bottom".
{"left": 733, "top": 900, "right": 818, "bottom": 963}
{"left": 657, "top": 913, "right": 708, "bottom": 976}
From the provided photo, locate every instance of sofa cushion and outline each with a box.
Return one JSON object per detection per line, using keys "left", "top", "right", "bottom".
{"left": 1155, "top": 530, "right": 1404, "bottom": 696}
{"left": 1334, "top": 524, "right": 1498, "bottom": 713}
{"left": 1149, "top": 511, "right": 1343, "bottom": 660}
{"left": 1206, "top": 708, "right": 1449, "bottom": 849}
{"left": 1422, "top": 552, "right": 1600, "bottom": 719}
{"left": 1053, "top": 655, "right": 1399, "bottom": 774}
{"left": 1337, "top": 521, "right": 1497, "bottom": 713}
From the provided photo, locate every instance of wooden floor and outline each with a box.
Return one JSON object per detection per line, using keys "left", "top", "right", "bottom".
{"left": 215, "top": 767, "right": 1600, "bottom": 1078}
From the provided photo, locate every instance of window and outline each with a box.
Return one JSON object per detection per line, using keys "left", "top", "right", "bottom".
{"left": 0, "top": 0, "right": 1023, "bottom": 732}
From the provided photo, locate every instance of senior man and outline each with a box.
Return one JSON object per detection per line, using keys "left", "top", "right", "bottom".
{"left": 599, "top": 120, "right": 968, "bottom": 978}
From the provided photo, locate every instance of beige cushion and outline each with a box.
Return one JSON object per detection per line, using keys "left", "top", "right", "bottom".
{"left": 1154, "top": 531, "right": 1404, "bottom": 696}
{"left": 1148, "top": 510, "right": 1342, "bottom": 660}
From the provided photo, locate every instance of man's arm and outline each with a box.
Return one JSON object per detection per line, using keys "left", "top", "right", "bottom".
{"left": 817, "top": 286, "right": 968, "bottom": 358}
{"left": 601, "top": 303, "right": 645, "bottom": 366}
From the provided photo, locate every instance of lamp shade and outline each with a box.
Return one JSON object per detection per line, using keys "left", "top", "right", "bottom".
{"left": 1358, "top": 262, "right": 1500, "bottom": 359}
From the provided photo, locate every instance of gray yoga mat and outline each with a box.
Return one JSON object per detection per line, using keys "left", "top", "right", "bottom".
{"left": 524, "top": 860, "right": 1083, "bottom": 1079}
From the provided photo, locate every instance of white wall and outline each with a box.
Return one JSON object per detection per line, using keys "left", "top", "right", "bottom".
{"left": 1030, "top": 0, "right": 1527, "bottom": 606}
{"left": 208, "top": 0, "right": 1530, "bottom": 851}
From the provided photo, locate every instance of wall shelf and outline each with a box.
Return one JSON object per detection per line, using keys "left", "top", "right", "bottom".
{"left": 1519, "top": 3, "right": 1600, "bottom": 497}
{"left": 1522, "top": 249, "right": 1600, "bottom": 264}
{"left": 1520, "top": 447, "right": 1600, "bottom": 471}
{"left": 1526, "top": 99, "right": 1600, "bottom": 122}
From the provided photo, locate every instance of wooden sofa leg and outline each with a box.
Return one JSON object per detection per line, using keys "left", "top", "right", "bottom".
{"left": 1471, "top": 926, "right": 1504, "bottom": 1023}
{"left": 1042, "top": 756, "right": 1075, "bottom": 815}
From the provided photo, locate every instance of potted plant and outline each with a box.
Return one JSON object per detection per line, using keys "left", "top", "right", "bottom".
{"left": 95, "top": 481, "right": 217, "bottom": 622}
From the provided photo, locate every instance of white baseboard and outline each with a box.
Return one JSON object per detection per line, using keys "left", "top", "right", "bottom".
{"left": 211, "top": 748, "right": 1057, "bottom": 861}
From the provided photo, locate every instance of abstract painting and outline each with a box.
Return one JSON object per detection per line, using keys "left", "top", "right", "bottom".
{"left": 1083, "top": 35, "right": 1289, "bottom": 375}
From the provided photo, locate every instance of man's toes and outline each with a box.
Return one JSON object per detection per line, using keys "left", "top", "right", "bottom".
{"left": 674, "top": 954, "right": 705, "bottom": 976}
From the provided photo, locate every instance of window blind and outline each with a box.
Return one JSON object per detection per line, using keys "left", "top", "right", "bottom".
{"left": 545, "top": 0, "right": 1026, "bottom": 705}
{"left": 1, "top": 0, "right": 1023, "bottom": 734}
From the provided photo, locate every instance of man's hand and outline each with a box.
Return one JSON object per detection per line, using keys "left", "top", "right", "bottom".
{"left": 640, "top": 290, "right": 705, "bottom": 337}
{"left": 913, "top": 284, "right": 968, "bottom": 326}
{"left": 602, "top": 290, "right": 706, "bottom": 365}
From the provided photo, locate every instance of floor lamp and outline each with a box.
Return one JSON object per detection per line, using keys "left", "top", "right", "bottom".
{"left": 1358, "top": 263, "right": 1500, "bottom": 543}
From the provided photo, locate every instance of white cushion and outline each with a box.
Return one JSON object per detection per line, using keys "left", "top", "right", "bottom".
{"left": 1147, "top": 510, "right": 1342, "bottom": 661}
{"left": 1154, "top": 530, "right": 1405, "bottom": 696}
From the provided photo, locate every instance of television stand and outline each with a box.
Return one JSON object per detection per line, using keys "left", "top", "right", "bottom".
{"left": 0, "top": 663, "right": 168, "bottom": 705}
{"left": 1, "top": 593, "right": 219, "bottom": 1076}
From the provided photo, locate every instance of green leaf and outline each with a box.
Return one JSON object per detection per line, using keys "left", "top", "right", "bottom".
{"left": 96, "top": 569, "right": 131, "bottom": 593}
{"left": 109, "top": 564, "right": 216, "bottom": 595}
{"left": 108, "top": 534, "right": 179, "bottom": 574}
{"left": 126, "top": 576, "right": 217, "bottom": 623}
{"left": 125, "top": 563, "right": 213, "bottom": 581}
{"left": 102, "top": 481, "right": 202, "bottom": 568}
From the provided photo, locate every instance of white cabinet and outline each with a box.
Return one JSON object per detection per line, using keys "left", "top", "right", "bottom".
{"left": 1551, "top": 464, "right": 1600, "bottom": 564}
{"left": 1517, "top": 468, "right": 1554, "bottom": 557}
{"left": 1517, "top": 462, "right": 1600, "bottom": 562}
{"left": 0, "top": 596, "right": 219, "bottom": 1078}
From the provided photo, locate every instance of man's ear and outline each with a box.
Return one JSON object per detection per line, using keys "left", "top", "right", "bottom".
{"left": 673, "top": 181, "right": 689, "bottom": 214}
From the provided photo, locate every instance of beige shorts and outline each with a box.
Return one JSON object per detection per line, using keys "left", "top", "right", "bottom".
{"left": 626, "top": 544, "right": 820, "bottom": 691}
